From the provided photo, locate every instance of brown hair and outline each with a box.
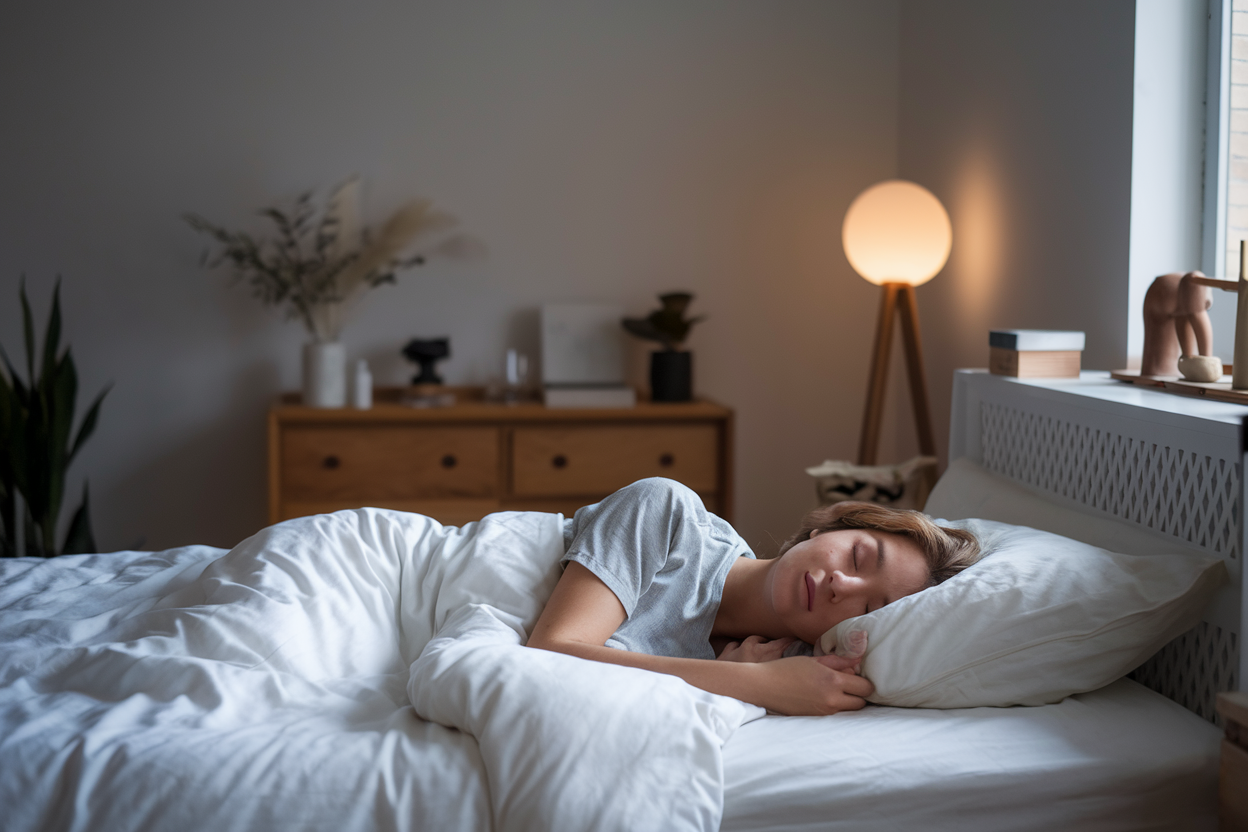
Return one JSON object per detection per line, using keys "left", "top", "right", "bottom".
{"left": 776, "top": 501, "right": 981, "bottom": 587}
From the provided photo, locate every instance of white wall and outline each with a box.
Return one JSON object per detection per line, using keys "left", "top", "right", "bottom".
{"left": 897, "top": 0, "right": 1138, "bottom": 465}
{"left": 0, "top": 1, "right": 901, "bottom": 553}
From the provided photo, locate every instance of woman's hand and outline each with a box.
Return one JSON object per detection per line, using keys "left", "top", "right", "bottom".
{"left": 749, "top": 654, "right": 874, "bottom": 716}
{"left": 715, "top": 635, "right": 795, "bottom": 663}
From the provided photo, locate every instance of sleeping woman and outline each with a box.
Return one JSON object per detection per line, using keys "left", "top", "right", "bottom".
{"left": 527, "top": 477, "right": 980, "bottom": 716}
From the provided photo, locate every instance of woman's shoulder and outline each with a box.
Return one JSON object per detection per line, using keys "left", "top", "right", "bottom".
{"left": 617, "top": 477, "right": 698, "bottom": 500}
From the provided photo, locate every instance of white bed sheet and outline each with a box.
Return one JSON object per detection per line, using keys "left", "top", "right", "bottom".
{"left": 721, "top": 678, "right": 1219, "bottom": 831}
{"left": 717, "top": 457, "right": 1223, "bottom": 832}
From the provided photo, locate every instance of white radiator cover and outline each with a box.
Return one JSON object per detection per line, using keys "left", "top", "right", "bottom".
{"left": 949, "top": 370, "right": 1245, "bottom": 722}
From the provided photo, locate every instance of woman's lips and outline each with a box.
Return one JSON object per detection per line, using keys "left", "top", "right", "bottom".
{"left": 805, "top": 572, "right": 816, "bottom": 612}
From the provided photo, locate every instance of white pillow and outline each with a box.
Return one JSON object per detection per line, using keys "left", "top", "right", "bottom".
{"left": 817, "top": 516, "right": 1227, "bottom": 709}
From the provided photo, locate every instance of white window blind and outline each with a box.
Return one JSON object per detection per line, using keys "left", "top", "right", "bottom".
{"left": 1226, "top": 1, "right": 1248, "bottom": 278}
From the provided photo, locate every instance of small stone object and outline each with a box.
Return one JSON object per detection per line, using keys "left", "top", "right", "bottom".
{"left": 1177, "top": 354, "right": 1222, "bottom": 383}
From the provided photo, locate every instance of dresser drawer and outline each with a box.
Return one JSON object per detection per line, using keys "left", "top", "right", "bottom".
{"left": 511, "top": 425, "right": 718, "bottom": 497}
{"left": 281, "top": 425, "right": 499, "bottom": 501}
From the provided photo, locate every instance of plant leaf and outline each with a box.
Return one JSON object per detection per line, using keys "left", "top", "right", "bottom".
{"left": 61, "top": 481, "right": 96, "bottom": 555}
{"left": 19, "top": 277, "right": 35, "bottom": 384}
{"left": 38, "top": 348, "right": 77, "bottom": 548}
{"left": 69, "top": 383, "right": 110, "bottom": 463}
{"left": 22, "top": 503, "right": 46, "bottom": 557}
{"left": 0, "top": 340, "right": 29, "bottom": 403}
{"left": 2, "top": 376, "right": 29, "bottom": 499}
{"left": 0, "top": 377, "right": 14, "bottom": 558}
{"left": 41, "top": 279, "right": 62, "bottom": 386}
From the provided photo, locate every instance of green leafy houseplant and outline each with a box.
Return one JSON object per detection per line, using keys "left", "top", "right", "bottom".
{"left": 0, "top": 280, "right": 108, "bottom": 557}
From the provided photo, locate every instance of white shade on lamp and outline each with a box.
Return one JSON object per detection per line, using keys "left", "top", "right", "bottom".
{"left": 842, "top": 180, "right": 952, "bottom": 287}
{"left": 842, "top": 180, "right": 950, "bottom": 467}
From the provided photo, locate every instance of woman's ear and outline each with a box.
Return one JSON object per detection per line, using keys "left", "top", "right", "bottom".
{"left": 809, "top": 529, "right": 823, "bottom": 538}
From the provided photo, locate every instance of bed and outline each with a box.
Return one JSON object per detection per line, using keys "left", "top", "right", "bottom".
{"left": 0, "top": 369, "right": 1238, "bottom": 831}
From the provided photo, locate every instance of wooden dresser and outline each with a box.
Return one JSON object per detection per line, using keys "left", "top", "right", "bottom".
{"left": 268, "top": 388, "right": 734, "bottom": 526}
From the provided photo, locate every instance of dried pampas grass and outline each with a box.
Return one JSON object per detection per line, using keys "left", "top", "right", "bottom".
{"left": 186, "top": 178, "right": 472, "bottom": 341}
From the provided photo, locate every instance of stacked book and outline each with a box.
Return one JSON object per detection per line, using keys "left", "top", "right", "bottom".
{"left": 989, "top": 330, "right": 1085, "bottom": 378}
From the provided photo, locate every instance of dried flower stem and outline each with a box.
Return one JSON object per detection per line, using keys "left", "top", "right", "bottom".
{"left": 186, "top": 178, "right": 463, "bottom": 341}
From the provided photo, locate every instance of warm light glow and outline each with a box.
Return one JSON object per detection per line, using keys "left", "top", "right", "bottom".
{"left": 842, "top": 180, "right": 952, "bottom": 286}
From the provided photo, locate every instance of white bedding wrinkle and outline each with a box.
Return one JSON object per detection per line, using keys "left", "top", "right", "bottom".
{"left": 409, "top": 604, "right": 757, "bottom": 832}
{"left": 0, "top": 508, "right": 753, "bottom": 832}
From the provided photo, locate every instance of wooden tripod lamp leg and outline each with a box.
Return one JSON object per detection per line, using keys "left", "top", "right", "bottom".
{"left": 897, "top": 284, "right": 937, "bottom": 457}
{"left": 858, "top": 283, "right": 900, "bottom": 465}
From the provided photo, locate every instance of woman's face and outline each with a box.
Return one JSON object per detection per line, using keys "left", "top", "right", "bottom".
{"left": 769, "top": 527, "right": 931, "bottom": 643}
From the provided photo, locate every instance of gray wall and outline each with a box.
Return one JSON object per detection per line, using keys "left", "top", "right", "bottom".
{"left": 0, "top": 1, "right": 902, "bottom": 553}
{"left": 897, "top": 0, "right": 1138, "bottom": 465}
{"left": 1, "top": 2, "right": 1151, "bottom": 554}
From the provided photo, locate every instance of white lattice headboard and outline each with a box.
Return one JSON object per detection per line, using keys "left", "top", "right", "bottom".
{"left": 949, "top": 370, "right": 1245, "bottom": 722}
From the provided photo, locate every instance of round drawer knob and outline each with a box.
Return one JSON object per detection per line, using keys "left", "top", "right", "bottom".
{"left": 552, "top": 454, "right": 568, "bottom": 469}
{"left": 322, "top": 455, "right": 341, "bottom": 470}
{"left": 441, "top": 454, "right": 458, "bottom": 469}
{"left": 659, "top": 453, "right": 675, "bottom": 468}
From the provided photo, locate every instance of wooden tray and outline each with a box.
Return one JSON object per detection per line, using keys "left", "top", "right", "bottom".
{"left": 1109, "top": 368, "right": 1248, "bottom": 405}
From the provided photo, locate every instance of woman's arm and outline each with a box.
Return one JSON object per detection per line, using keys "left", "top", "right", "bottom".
{"left": 526, "top": 562, "right": 873, "bottom": 716}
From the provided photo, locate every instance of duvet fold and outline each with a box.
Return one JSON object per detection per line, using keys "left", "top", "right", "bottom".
{"left": 0, "top": 508, "right": 754, "bottom": 832}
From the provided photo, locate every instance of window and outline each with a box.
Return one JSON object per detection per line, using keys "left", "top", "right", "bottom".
{"left": 1204, "top": 0, "right": 1248, "bottom": 280}
{"left": 1224, "top": 2, "right": 1248, "bottom": 278}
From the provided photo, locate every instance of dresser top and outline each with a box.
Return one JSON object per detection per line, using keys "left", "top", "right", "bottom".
{"left": 272, "top": 387, "right": 732, "bottom": 424}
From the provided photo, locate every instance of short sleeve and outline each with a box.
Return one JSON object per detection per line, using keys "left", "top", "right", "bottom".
{"left": 561, "top": 478, "right": 709, "bottom": 617}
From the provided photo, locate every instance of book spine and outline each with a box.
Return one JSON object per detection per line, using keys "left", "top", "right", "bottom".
{"left": 988, "top": 331, "right": 1085, "bottom": 351}
{"left": 988, "top": 331, "right": 1019, "bottom": 350}
{"left": 988, "top": 348, "right": 1081, "bottom": 378}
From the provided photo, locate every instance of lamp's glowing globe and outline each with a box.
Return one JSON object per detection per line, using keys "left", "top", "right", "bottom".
{"left": 842, "top": 180, "right": 951, "bottom": 286}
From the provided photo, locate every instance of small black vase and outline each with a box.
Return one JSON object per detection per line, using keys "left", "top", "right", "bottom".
{"left": 650, "top": 351, "right": 692, "bottom": 402}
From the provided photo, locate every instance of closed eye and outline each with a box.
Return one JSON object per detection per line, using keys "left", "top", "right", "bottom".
{"left": 852, "top": 543, "right": 859, "bottom": 571}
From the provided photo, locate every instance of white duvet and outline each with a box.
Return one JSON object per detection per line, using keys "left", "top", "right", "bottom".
{"left": 0, "top": 509, "right": 760, "bottom": 832}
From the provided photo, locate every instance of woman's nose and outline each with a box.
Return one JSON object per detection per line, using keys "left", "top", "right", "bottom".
{"left": 831, "top": 570, "right": 866, "bottom": 597}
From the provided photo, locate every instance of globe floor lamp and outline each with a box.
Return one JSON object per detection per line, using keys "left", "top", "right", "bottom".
{"left": 841, "top": 180, "right": 952, "bottom": 466}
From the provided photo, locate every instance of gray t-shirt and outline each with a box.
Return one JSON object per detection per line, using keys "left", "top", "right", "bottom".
{"left": 561, "top": 477, "right": 755, "bottom": 659}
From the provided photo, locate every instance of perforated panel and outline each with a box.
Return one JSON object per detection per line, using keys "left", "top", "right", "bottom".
{"left": 1128, "top": 622, "right": 1238, "bottom": 722}
{"left": 980, "top": 403, "right": 1240, "bottom": 558}
{"left": 979, "top": 400, "right": 1239, "bottom": 723}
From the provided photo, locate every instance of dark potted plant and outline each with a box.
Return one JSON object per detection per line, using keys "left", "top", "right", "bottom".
{"left": 622, "top": 292, "right": 705, "bottom": 402}
{"left": 0, "top": 280, "right": 108, "bottom": 557}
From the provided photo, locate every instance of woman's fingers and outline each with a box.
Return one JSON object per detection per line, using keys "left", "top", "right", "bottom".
{"left": 763, "top": 637, "right": 794, "bottom": 654}
{"left": 833, "top": 693, "right": 870, "bottom": 711}
{"left": 758, "top": 657, "right": 876, "bottom": 715}
{"left": 837, "top": 671, "right": 874, "bottom": 699}
{"left": 816, "top": 653, "right": 862, "bottom": 674}
{"left": 717, "top": 635, "right": 799, "bottom": 663}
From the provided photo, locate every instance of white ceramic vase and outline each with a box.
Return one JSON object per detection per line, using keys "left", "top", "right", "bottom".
{"left": 302, "top": 341, "right": 347, "bottom": 408}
